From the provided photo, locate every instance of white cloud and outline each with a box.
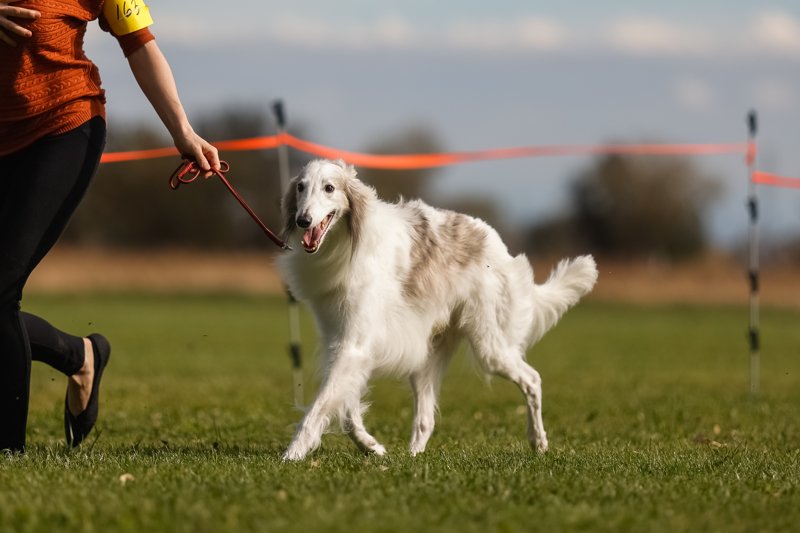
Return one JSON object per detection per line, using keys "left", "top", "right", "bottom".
{"left": 750, "top": 10, "right": 800, "bottom": 56}
{"left": 517, "top": 18, "right": 568, "bottom": 50}
{"left": 147, "top": 8, "right": 800, "bottom": 61}
{"left": 262, "top": 14, "right": 569, "bottom": 53}
{"left": 445, "top": 17, "right": 567, "bottom": 52}
{"left": 374, "top": 15, "right": 416, "bottom": 48}
{"left": 673, "top": 77, "right": 715, "bottom": 111}
{"left": 267, "top": 15, "right": 343, "bottom": 48}
{"left": 605, "top": 16, "right": 713, "bottom": 56}
{"left": 230, "top": 14, "right": 421, "bottom": 50}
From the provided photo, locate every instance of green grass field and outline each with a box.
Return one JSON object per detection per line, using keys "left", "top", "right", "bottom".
{"left": 2, "top": 294, "right": 799, "bottom": 532}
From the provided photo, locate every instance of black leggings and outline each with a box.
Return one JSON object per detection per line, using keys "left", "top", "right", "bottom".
{"left": 0, "top": 116, "right": 107, "bottom": 452}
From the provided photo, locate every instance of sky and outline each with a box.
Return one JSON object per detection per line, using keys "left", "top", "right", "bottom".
{"left": 85, "top": 1, "right": 800, "bottom": 248}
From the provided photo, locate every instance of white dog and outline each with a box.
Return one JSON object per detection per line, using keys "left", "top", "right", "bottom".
{"left": 277, "top": 159, "right": 597, "bottom": 461}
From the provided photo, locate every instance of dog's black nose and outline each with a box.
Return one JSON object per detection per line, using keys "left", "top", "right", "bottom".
{"left": 296, "top": 214, "right": 312, "bottom": 229}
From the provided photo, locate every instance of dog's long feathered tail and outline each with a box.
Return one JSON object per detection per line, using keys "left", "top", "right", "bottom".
{"left": 527, "top": 255, "right": 598, "bottom": 346}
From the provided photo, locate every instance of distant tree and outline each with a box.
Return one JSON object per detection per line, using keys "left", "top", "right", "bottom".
{"left": 353, "top": 126, "right": 523, "bottom": 247}
{"left": 526, "top": 154, "right": 721, "bottom": 259}
{"left": 356, "top": 125, "right": 443, "bottom": 203}
{"left": 63, "top": 115, "right": 528, "bottom": 252}
{"left": 64, "top": 106, "right": 310, "bottom": 249}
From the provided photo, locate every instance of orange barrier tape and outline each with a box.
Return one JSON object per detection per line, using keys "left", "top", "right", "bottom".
{"left": 283, "top": 134, "right": 751, "bottom": 169}
{"left": 100, "top": 133, "right": 751, "bottom": 168}
{"left": 216, "top": 135, "right": 282, "bottom": 152}
{"left": 752, "top": 171, "right": 800, "bottom": 189}
{"left": 100, "top": 146, "right": 179, "bottom": 163}
{"left": 100, "top": 135, "right": 283, "bottom": 163}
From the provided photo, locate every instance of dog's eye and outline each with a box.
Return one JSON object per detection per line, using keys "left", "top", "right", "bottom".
{"left": 297, "top": 182, "right": 305, "bottom": 193}
{"left": 324, "top": 184, "right": 335, "bottom": 194}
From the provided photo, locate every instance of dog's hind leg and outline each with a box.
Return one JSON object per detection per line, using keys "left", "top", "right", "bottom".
{"left": 344, "top": 404, "right": 386, "bottom": 456}
{"left": 495, "top": 358, "right": 548, "bottom": 453}
{"left": 513, "top": 361, "right": 548, "bottom": 453}
{"left": 469, "top": 332, "right": 549, "bottom": 453}
{"left": 409, "top": 334, "right": 457, "bottom": 456}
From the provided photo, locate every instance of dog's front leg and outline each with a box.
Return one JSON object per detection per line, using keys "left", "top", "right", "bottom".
{"left": 283, "top": 350, "right": 370, "bottom": 461}
{"left": 283, "top": 407, "right": 328, "bottom": 462}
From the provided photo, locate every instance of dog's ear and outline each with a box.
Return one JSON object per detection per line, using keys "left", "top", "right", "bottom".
{"left": 281, "top": 172, "right": 301, "bottom": 238}
{"left": 333, "top": 159, "right": 357, "bottom": 178}
{"left": 343, "top": 173, "right": 375, "bottom": 252}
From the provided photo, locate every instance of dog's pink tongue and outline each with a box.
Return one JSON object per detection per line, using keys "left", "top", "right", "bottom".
{"left": 302, "top": 228, "right": 316, "bottom": 250}
{"left": 302, "top": 224, "right": 323, "bottom": 250}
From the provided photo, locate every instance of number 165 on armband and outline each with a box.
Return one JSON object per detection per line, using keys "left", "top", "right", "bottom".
{"left": 103, "top": 0, "right": 154, "bottom": 36}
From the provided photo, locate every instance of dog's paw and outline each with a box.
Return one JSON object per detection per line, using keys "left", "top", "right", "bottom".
{"left": 371, "top": 444, "right": 387, "bottom": 456}
{"left": 409, "top": 445, "right": 426, "bottom": 457}
{"left": 281, "top": 447, "right": 307, "bottom": 462}
{"left": 535, "top": 438, "right": 549, "bottom": 454}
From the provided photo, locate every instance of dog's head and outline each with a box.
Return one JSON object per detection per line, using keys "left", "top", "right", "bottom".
{"left": 282, "top": 159, "right": 374, "bottom": 254}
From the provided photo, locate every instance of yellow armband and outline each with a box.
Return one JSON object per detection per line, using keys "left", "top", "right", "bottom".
{"left": 103, "top": 0, "right": 153, "bottom": 36}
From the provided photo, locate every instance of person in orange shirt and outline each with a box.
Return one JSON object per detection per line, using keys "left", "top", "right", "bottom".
{"left": 0, "top": 0, "right": 220, "bottom": 452}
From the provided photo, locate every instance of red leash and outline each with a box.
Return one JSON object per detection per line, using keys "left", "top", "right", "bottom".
{"left": 169, "top": 159, "right": 290, "bottom": 250}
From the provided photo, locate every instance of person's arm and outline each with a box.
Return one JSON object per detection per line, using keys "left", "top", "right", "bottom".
{"left": 126, "top": 40, "right": 220, "bottom": 172}
{"left": 0, "top": 0, "right": 40, "bottom": 47}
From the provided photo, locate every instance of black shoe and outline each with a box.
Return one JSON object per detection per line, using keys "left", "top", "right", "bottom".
{"left": 64, "top": 334, "right": 111, "bottom": 448}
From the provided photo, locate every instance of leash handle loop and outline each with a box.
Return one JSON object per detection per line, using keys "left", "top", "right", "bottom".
{"left": 169, "top": 160, "right": 231, "bottom": 189}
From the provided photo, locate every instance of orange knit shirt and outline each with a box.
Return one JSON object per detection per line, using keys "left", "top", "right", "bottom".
{"left": 0, "top": 0, "right": 154, "bottom": 156}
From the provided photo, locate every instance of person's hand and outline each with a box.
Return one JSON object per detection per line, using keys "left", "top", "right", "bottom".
{"left": 173, "top": 129, "right": 220, "bottom": 177}
{"left": 0, "top": 0, "right": 40, "bottom": 47}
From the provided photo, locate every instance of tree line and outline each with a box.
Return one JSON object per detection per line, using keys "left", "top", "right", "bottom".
{"left": 63, "top": 107, "right": 723, "bottom": 260}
